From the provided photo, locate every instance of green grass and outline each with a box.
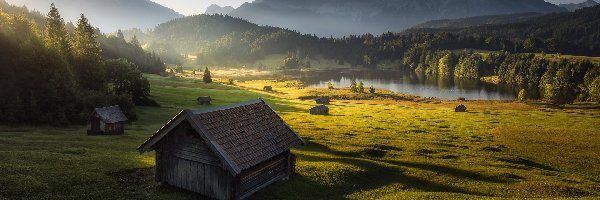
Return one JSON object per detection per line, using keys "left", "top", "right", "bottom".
{"left": 1, "top": 74, "right": 600, "bottom": 199}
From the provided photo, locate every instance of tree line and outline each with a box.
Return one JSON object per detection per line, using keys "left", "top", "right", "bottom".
{"left": 0, "top": 4, "right": 158, "bottom": 126}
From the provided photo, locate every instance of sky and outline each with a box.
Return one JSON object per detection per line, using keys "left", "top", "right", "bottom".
{"left": 150, "top": 0, "right": 591, "bottom": 16}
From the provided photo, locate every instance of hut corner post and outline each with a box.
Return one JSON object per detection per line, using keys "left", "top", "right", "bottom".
{"left": 285, "top": 150, "right": 296, "bottom": 180}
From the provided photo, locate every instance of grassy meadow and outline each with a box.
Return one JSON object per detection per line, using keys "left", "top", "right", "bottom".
{"left": 1, "top": 74, "right": 600, "bottom": 199}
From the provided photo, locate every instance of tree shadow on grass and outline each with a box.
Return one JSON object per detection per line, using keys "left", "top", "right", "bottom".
{"left": 264, "top": 97, "right": 306, "bottom": 113}
{"left": 284, "top": 140, "right": 513, "bottom": 198}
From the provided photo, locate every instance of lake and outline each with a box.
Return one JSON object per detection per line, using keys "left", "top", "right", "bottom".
{"left": 292, "top": 70, "right": 517, "bottom": 100}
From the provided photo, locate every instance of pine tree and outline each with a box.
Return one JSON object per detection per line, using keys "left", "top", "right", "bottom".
{"left": 517, "top": 89, "right": 527, "bottom": 102}
{"left": 73, "top": 14, "right": 101, "bottom": 61}
{"left": 116, "top": 29, "right": 124, "bottom": 40}
{"left": 369, "top": 86, "right": 376, "bottom": 94}
{"left": 358, "top": 81, "right": 365, "bottom": 93}
{"left": 203, "top": 67, "right": 212, "bottom": 83}
{"left": 72, "top": 14, "right": 104, "bottom": 90}
{"left": 350, "top": 78, "right": 357, "bottom": 92}
{"left": 44, "top": 3, "right": 71, "bottom": 58}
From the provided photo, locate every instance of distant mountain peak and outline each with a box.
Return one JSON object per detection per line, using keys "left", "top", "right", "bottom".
{"left": 3, "top": 0, "right": 183, "bottom": 32}
{"left": 228, "top": 0, "right": 566, "bottom": 37}
{"left": 558, "top": 0, "right": 599, "bottom": 12}
{"left": 205, "top": 4, "right": 234, "bottom": 15}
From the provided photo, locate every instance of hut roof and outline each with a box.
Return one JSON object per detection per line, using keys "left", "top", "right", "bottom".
{"left": 94, "top": 106, "right": 128, "bottom": 123}
{"left": 137, "top": 99, "right": 304, "bottom": 175}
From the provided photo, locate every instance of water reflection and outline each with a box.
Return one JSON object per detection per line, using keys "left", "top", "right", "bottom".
{"left": 293, "top": 70, "right": 516, "bottom": 100}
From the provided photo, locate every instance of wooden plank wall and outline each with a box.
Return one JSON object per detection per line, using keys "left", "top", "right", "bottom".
{"left": 156, "top": 122, "right": 231, "bottom": 200}
{"left": 238, "top": 153, "right": 288, "bottom": 196}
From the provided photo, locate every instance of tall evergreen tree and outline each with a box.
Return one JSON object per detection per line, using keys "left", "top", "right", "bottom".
{"left": 72, "top": 14, "right": 104, "bottom": 91}
{"left": 116, "top": 29, "right": 125, "bottom": 40}
{"left": 203, "top": 67, "right": 212, "bottom": 83}
{"left": 44, "top": 3, "right": 71, "bottom": 58}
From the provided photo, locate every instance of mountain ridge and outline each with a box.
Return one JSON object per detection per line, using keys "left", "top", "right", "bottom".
{"left": 228, "top": 0, "right": 567, "bottom": 37}
{"left": 4, "top": 0, "right": 183, "bottom": 32}
{"left": 558, "top": 0, "right": 599, "bottom": 12}
{"left": 205, "top": 4, "right": 235, "bottom": 15}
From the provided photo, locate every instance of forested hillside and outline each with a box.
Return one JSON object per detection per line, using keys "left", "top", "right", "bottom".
{"left": 141, "top": 5, "right": 600, "bottom": 104}
{"left": 412, "top": 13, "right": 543, "bottom": 29}
{"left": 409, "top": 5, "right": 600, "bottom": 56}
{"left": 0, "top": 4, "right": 159, "bottom": 125}
{"left": 147, "top": 14, "right": 325, "bottom": 66}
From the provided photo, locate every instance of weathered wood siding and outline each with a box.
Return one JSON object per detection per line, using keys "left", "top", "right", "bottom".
{"left": 237, "top": 152, "right": 288, "bottom": 197}
{"left": 156, "top": 122, "right": 232, "bottom": 200}
{"left": 104, "top": 123, "right": 124, "bottom": 135}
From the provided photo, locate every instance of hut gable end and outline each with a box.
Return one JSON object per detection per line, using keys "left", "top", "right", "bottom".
{"left": 157, "top": 122, "right": 221, "bottom": 165}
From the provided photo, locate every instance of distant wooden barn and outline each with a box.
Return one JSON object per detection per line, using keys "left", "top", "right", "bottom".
{"left": 310, "top": 105, "right": 329, "bottom": 115}
{"left": 263, "top": 86, "right": 273, "bottom": 92}
{"left": 197, "top": 96, "right": 212, "bottom": 105}
{"left": 138, "top": 99, "right": 304, "bottom": 200}
{"left": 88, "top": 106, "right": 128, "bottom": 135}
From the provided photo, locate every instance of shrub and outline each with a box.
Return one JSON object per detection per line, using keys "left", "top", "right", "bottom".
{"left": 518, "top": 89, "right": 527, "bottom": 102}
{"left": 203, "top": 67, "right": 212, "bottom": 83}
{"left": 369, "top": 86, "right": 376, "bottom": 94}
{"left": 350, "top": 79, "right": 357, "bottom": 92}
{"left": 228, "top": 79, "right": 235, "bottom": 85}
{"left": 358, "top": 81, "right": 365, "bottom": 93}
{"left": 590, "top": 76, "right": 600, "bottom": 103}
{"left": 457, "top": 97, "right": 466, "bottom": 101}
{"left": 328, "top": 80, "right": 334, "bottom": 89}
{"left": 174, "top": 65, "right": 184, "bottom": 73}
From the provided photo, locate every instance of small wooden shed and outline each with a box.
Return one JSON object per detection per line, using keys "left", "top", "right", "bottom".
{"left": 263, "top": 86, "right": 273, "bottom": 92}
{"left": 315, "top": 96, "right": 330, "bottom": 105}
{"left": 197, "top": 96, "right": 212, "bottom": 105}
{"left": 310, "top": 105, "right": 329, "bottom": 115}
{"left": 88, "top": 106, "right": 128, "bottom": 135}
{"left": 138, "top": 99, "right": 304, "bottom": 200}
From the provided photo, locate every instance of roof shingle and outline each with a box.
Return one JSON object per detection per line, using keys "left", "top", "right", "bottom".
{"left": 191, "top": 99, "right": 303, "bottom": 171}
{"left": 94, "top": 106, "right": 128, "bottom": 123}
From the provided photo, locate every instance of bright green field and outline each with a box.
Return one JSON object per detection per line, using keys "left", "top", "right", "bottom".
{"left": 1, "top": 74, "right": 600, "bottom": 199}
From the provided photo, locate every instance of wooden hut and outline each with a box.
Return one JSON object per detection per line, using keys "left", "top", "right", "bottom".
{"left": 263, "top": 86, "right": 273, "bottom": 92}
{"left": 310, "top": 105, "right": 329, "bottom": 115}
{"left": 88, "top": 106, "right": 128, "bottom": 135}
{"left": 138, "top": 99, "right": 304, "bottom": 200}
{"left": 197, "top": 96, "right": 212, "bottom": 105}
{"left": 455, "top": 104, "right": 467, "bottom": 112}
{"left": 315, "top": 96, "right": 330, "bottom": 105}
